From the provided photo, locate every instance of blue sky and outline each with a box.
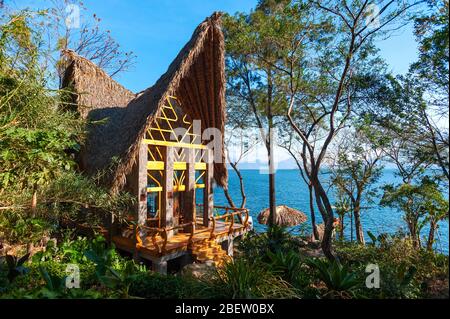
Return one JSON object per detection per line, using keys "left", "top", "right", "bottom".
{"left": 9, "top": 0, "right": 420, "bottom": 167}
{"left": 12, "top": 0, "right": 419, "bottom": 93}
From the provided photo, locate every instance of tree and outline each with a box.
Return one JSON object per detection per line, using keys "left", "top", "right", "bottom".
{"left": 381, "top": 177, "right": 448, "bottom": 249}
{"left": 420, "top": 179, "right": 449, "bottom": 250}
{"left": 223, "top": 0, "right": 324, "bottom": 226}
{"left": 279, "top": 124, "right": 321, "bottom": 240}
{"left": 0, "top": 11, "right": 132, "bottom": 229}
{"left": 0, "top": 11, "right": 83, "bottom": 212}
{"left": 284, "top": 0, "right": 415, "bottom": 259}
{"left": 49, "top": 0, "right": 136, "bottom": 82}
{"left": 411, "top": 0, "right": 448, "bottom": 114}
{"left": 333, "top": 190, "right": 351, "bottom": 241}
{"left": 329, "top": 128, "right": 383, "bottom": 245}
{"left": 223, "top": 126, "right": 257, "bottom": 209}
{"left": 409, "top": 0, "right": 449, "bottom": 182}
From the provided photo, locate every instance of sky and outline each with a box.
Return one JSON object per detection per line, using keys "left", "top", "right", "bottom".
{"left": 11, "top": 0, "right": 419, "bottom": 93}
{"left": 9, "top": 0, "right": 421, "bottom": 167}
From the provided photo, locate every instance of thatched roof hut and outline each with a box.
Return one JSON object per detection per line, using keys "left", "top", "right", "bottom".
{"left": 61, "top": 12, "right": 227, "bottom": 194}
{"left": 257, "top": 205, "right": 308, "bottom": 227}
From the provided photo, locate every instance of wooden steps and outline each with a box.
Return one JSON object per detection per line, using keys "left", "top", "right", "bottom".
{"left": 190, "top": 239, "right": 231, "bottom": 267}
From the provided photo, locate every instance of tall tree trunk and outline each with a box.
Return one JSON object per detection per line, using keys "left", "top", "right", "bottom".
{"left": 268, "top": 153, "right": 276, "bottom": 226}
{"left": 223, "top": 187, "right": 236, "bottom": 208}
{"left": 30, "top": 184, "right": 38, "bottom": 217}
{"left": 223, "top": 162, "right": 247, "bottom": 224}
{"left": 353, "top": 197, "right": 365, "bottom": 245}
{"left": 339, "top": 215, "right": 344, "bottom": 240}
{"left": 267, "top": 72, "right": 276, "bottom": 226}
{"left": 407, "top": 217, "right": 420, "bottom": 249}
{"left": 308, "top": 184, "right": 320, "bottom": 240}
{"left": 350, "top": 209, "right": 354, "bottom": 242}
{"left": 312, "top": 177, "right": 336, "bottom": 260}
{"left": 427, "top": 219, "right": 437, "bottom": 251}
{"left": 230, "top": 162, "right": 247, "bottom": 208}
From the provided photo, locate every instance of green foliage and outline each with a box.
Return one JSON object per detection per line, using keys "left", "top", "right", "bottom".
{"left": 203, "top": 258, "right": 297, "bottom": 299}
{"left": 265, "top": 249, "right": 303, "bottom": 284}
{"left": 84, "top": 236, "right": 118, "bottom": 277}
{"left": 238, "top": 226, "right": 299, "bottom": 262}
{"left": 0, "top": 12, "right": 134, "bottom": 248}
{"left": 411, "top": 0, "right": 449, "bottom": 101}
{"left": 0, "top": 12, "right": 84, "bottom": 190}
{"left": 306, "top": 258, "right": 360, "bottom": 298}
{"left": 0, "top": 211, "right": 53, "bottom": 244}
{"left": 129, "top": 272, "right": 204, "bottom": 299}
{"left": 381, "top": 177, "right": 449, "bottom": 247}
{"left": 0, "top": 235, "right": 149, "bottom": 298}
{"left": 0, "top": 253, "right": 30, "bottom": 283}
{"left": 336, "top": 238, "right": 449, "bottom": 298}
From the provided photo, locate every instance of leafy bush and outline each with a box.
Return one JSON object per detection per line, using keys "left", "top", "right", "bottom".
{"left": 336, "top": 237, "right": 449, "bottom": 298}
{"left": 265, "top": 250, "right": 303, "bottom": 284}
{"left": 237, "top": 226, "right": 299, "bottom": 262}
{"left": 201, "top": 258, "right": 298, "bottom": 299}
{"left": 306, "top": 258, "right": 360, "bottom": 299}
{"left": 0, "top": 211, "right": 53, "bottom": 245}
{"left": 129, "top": 272, "right": 204, "bottom": 299}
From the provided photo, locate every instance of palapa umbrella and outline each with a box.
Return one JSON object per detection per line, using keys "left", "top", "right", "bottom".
{"left": 257, "top": 205, "right": 307, "bottom": 227}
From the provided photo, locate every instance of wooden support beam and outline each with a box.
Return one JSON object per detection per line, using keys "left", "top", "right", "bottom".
{"left": 134, "top": 142, "right": 148, "bottom": 261}
{"left": 203, "top": 148, "right": 214, "bottom": 227}
{"left": 137, "top": 142, "right": 148, "bottom": 228}
{"left": 183, "top": 148, "right": 196, "bottom": 233}
{"left": 161, "top": 146, "right": 174, "bottom": 239}
{"left": 147, "top": 161, "right": 206, "bottom": 171}
{"left": 143, "top": 139, "right": 206, "bottom": 149}
{"left": 223, "top": 237, "right": 234, "bottom": 257}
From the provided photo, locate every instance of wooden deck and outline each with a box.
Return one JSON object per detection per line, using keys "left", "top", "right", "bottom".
{"left": 112, "top": 220, "right": 248, "bottom": 261}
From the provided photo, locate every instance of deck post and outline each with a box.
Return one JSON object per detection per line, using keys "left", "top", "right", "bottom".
{"left": 184, "top": 148, "right": 195, "bottom": 233}
{"left": 161, "top": 146, "right": 174, "bottom": 238}
{"left": 225, "top": 237, "right": 234, "bottom": 257}
{"left": 152, "top": 260, "right": 168, "bottom": 275}
{"left": 134, "top": 141, "right": 148, "bottom": 261}
{"left": 203, "top": 148, "right": 214, "bottom": 227}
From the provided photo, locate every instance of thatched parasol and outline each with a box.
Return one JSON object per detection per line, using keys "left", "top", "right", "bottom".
{"left": 257, "top": 205, "right": 307, "bottom": 227}
{"left": 61, "top": 12, "right": 228, "bottom": 193}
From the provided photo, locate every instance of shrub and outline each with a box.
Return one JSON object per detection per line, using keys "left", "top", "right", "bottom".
{"left": 335, "top": 238, "right": 449, "bottom": 298}
{"left": 237, "top": 226, "right": 300, "bottom": 262}
{"left": 201, "top": 258, "right": 298, "bottom": 299}
{"left": 306, "top": 258, "right": 361, "bottom": 299}
{"left": 0, "top": 212, "right": 54, "bottom": 245}
{"left": 129, "top": 272, "right": 204, "bottom": 299}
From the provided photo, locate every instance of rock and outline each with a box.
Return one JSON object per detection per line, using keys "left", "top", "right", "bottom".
{"left": 299, "top": 247, "right": 325, "bottom": 258}
{"left": 292, "top": 237, "right": 308, "bottom": 247}
{"left": 307, "top": 240, "right": 321, "bottom": 249}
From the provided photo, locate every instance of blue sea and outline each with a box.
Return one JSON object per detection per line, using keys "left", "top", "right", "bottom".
{"left": 211, "top": 169, "right": 449, "bottom": 255}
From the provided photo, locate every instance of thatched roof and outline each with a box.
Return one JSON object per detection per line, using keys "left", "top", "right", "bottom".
{"left": 61, "top": 50, "right": 136, "bottom": 119}
{"left": 61, "top": 12, "right": 227, "bottom": 193}
{"left": 257, "top": 205, "right": 308, "bottom": 227}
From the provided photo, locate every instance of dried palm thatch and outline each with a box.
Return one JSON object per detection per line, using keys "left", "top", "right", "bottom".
{"left": 61, "top": 12, "right": 227, "bottom": 193}
{"left": 61, "top": 49, "right": 136, "bottom": 119}
{"left": 257, "top": 205, "right": 308, "bottom": 227}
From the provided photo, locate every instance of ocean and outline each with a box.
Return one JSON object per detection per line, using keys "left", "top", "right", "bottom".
{"left": 211, "top": 169, "right": 449, "bottom": 255}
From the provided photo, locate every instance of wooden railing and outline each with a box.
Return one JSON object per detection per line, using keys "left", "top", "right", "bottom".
{"left": 134, "top": 205, "right": 249, "bottom": 256}
{"left": 197, "top": 204, "right": 250, "bottom": 239}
